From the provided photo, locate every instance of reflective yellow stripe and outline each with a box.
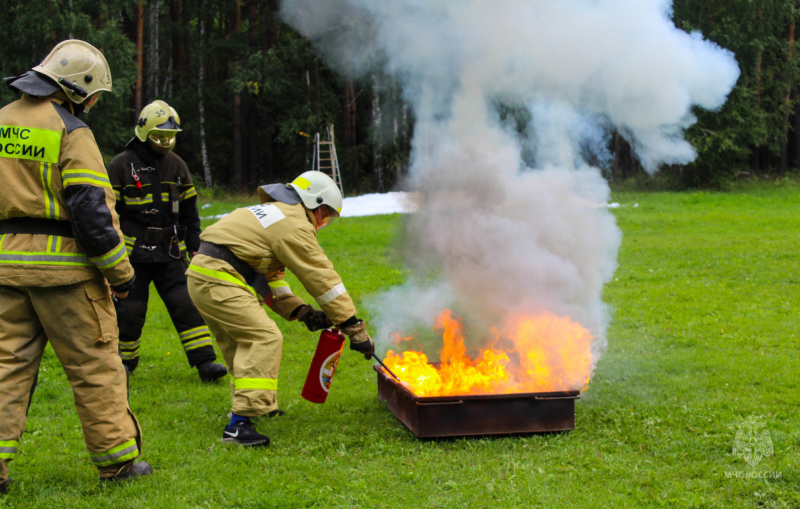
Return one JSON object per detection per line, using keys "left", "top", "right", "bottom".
{"left": 47, "top": 234, "right": 62, "bottom": 253}
{"left": 119, "top": 338, "right": 140, "bottom": 358}
{"left": 119, "top": 339, "right": 140, "bottom": 349}
{"left": 234, "top": 378, "right": 278, "bottom": 391}
{"left": 62, "top": 169, "right": 111, "bottom": 188}
{"left": 124, "top": 195, "right": 154, "bottom": 206}
{"left": 123, "top": 235, "right": 136, "bottom": 255}
{"left": 180, "top": 326, "right": 212, "bottom": 351}
{"left": 91, "top": 243, "right": 128, "bottom": 269}
{"left": 180, "top": 326, "right": 209, "bottom": 340}
{"left": 0, "top": 440, "right": 19, "bottom": 459}
{"left": 0, "top": 125, "right": 61, "bottom": 163}
{"left": 90, "top": 439, "right": 138, "bottom": 467}
{"left": 181, "top": 186, "right": 198, "bottom": 200}
{"left": 187, "top": 265, "right": 257, "bottom": 297}
{"left": 0, "top": 251, "right": 91, "bottom": 266}
{"left": 41, "top": 161, "right": 60, "bottom": 219}
{"left": 269, "top": 280, "right": 293, "bottom": 297}
{"left": 184, "top": 338, "right": 213, "bottom": 351}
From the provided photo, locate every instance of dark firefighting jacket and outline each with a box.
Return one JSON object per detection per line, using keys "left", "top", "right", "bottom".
{"left": 0, "top": 94, "right": 134, "bottom": 291}
{"left": 107, "top": 139, "right": 201, "bottom": 263}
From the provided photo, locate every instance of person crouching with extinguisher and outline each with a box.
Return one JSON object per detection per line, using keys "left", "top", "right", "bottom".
{"left": 185, "top": 171, "right": 375, "bottom": 446}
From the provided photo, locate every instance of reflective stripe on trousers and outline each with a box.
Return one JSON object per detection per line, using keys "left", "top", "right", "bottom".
{"left": 186, "top": 270, "right": 283, "bottom": 416}
{"left": 0, "top": 440, "right": 18, "bottom": 460}
{"left": 90, "top": 438, "right": 139, "bottom": 467}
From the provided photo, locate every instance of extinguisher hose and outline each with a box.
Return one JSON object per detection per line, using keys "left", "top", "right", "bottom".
{"left": 332, "top": 324, "right": 401, "bottom": 382}
{"left": 372, "top": 353, "right": 402, "bottom": 383}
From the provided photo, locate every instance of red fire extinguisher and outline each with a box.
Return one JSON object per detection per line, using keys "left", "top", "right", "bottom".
{"left": 301, "top": 328, "right": 346, "bottom": 404}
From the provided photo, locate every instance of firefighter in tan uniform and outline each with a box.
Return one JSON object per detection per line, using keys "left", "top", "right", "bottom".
{"left": 0, "top": 40, "right": 151, "bottom": 491}
{"left": 186, "top": 171, "right": 375, "bottom": 446}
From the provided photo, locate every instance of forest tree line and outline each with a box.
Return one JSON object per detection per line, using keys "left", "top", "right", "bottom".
{"left": 1, "top": 1, "right": 799, "bottom": 192}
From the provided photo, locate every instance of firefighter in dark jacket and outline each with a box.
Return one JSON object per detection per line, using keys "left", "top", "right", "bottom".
{"left": 0, "top": 39, "right": 151, "bottom": 491}
{"left": 107, "top": 100, "right": 226, "bottom": 382}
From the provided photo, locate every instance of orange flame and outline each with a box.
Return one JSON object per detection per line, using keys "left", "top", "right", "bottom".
{"left": 384, "top": 309, "right": 593, "bottom": 396}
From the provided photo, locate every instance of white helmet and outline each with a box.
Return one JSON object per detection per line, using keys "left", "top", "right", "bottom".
{"left": 32, "top": 39, "right": 112, "bottom": 104}
{"left": 289, "top": 171, "right": 343, "bottom": 218}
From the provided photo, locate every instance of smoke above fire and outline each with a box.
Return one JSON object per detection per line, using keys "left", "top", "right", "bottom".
{"left": 280, "top": 0, "right": 739, "bottom": 373}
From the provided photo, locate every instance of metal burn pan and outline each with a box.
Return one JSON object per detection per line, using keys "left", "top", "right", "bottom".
{"left": 374, "top": 365, "right": 580, "bottom": 438}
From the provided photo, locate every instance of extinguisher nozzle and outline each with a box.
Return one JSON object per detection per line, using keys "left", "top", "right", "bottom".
{"left": 372, "top": 353, "right": 401, "bottom": 383}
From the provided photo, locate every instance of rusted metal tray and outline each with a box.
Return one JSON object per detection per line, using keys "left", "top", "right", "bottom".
{"left": 374, "top": 365, "right": 580, "bottom": 438}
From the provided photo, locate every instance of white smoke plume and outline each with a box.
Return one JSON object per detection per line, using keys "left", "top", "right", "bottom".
{"left": 281, "top": 0, "right": 739, "bottom": 371}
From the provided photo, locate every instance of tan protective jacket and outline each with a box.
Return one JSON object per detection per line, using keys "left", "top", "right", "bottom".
{"left": 192, "top": 201, "right": 357, "bottom": 324}
{"left": 0, "top": 95, "right": 134, "bottom": 289}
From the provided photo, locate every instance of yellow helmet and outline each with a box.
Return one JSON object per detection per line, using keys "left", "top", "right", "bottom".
{"left": 32, "top": 39, "right": 111, "bottom": 104}
{"left": 135, "top": 100, "right": 182, "bottom": 153}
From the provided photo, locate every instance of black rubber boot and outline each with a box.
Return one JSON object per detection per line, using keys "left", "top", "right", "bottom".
{"left": 103, "top": 461, "right": 153, "bottom": 482}
{"left": 0, "top": 479, "right": 10, "bottom": 494}
{"left": 197, "top": 361, "right": 227, "bottom": 382}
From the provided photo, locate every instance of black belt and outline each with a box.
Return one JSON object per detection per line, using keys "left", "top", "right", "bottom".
{"left": 0, "top": 218, "right": 73, "bottom": 237}
{"left": 197, "top": 241, "right": 270, "bottom": 299}
{"left": 142, "top": 225, "right": 187, "bottom": 245}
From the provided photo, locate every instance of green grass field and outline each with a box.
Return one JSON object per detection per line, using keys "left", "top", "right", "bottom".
{"left": 2, "top": 181, "right": 799, "bottom": 508}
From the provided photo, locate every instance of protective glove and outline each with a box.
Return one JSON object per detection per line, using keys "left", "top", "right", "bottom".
{"left": 296, "top": 304, "right": 333, "bottom": 332}
{"left": 341, "top": 321, "right": 375, "bottom": 360}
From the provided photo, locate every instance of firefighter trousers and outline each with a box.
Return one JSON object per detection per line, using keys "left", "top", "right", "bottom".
{"left": 186, "top": 273, "right": 282, "bottom": 416}
{"left": 116, "top": 258, "right": 216, "bottom": 371}
{"left": 0, "top": 277, "right": 142, "bottom": 481}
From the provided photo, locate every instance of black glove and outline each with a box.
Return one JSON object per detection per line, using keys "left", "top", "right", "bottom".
{"left": 296, "top": 304, "right": 333, "bottom": 332}
{"left": 341, "top": 321, "right": 375, "bottom": 360}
